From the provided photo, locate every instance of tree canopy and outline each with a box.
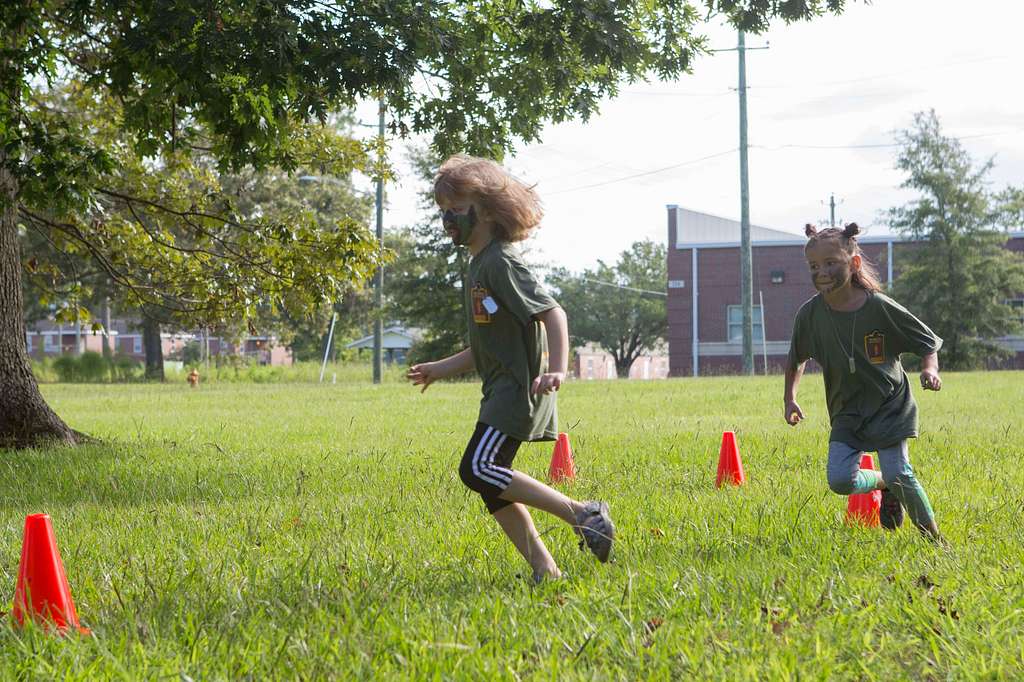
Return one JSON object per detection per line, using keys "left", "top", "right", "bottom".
{"left": 1, "top": 0, "right": 853, "bottom": 447}
{"left": 889, "top": 110, "right": 1024, "bottom": 369}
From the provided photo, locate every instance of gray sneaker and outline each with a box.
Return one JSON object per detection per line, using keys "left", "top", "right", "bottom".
{"left": 575, "top": 501, "right": 615, "bottom": 563}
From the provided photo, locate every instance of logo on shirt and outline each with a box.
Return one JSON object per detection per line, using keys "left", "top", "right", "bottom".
{"left": 471, "top": 283, "right": 492, "bottom": 324}
{"left": 864, "top": 330, "right": 885, "bottom": 364}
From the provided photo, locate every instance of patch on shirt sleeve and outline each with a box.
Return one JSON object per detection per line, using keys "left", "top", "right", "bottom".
{"left": 864, "top": 330, "right": 886, "bottom": 364}
{"left": 472, "top": 283, "right": 492, "bottom": 324}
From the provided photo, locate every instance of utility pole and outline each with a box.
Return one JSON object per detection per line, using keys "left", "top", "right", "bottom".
{"left": 714, "top": 32, "right": 766, "bottom": 375}
{"left": 737, "top": 30, "right": 753, "bottom": 375}
{"left": 372, "top": 99, "right": 385, "bottom": 384}
{"left": 829, "top": 193, "right": 836, "bottom": 227}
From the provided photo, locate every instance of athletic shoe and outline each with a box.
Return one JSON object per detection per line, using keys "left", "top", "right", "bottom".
{"left": 575, "top": 501, "right": 615, "bottom": 563}
{"left": 880, "top": 488, "right": 904, "bottom": 530}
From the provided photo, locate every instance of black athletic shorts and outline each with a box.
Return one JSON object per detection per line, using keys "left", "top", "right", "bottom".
{"left": 458, "top": 422, "right": 522, "bottom": 513}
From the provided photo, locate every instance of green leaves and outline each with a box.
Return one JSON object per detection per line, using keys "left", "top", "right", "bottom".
{"left": 18, "top": 85, "right": 382, "bottom": 335}
{"left": 4, "top": 0, "right": 854, "bottom": 194}
{"left": 549, "top": 240, "right": 668, "bottom": 377}
{"left": 5, "top": 0, "right": 853, "bottom": 357}
{"left": 889, "top": 110, "right": 1024, "bottom": 369}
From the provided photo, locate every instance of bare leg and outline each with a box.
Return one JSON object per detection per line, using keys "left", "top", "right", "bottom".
{"left": 498, "top": 471, "right": 584, "bottom": 526}
{"left": 492, "top": 503, "right": 560, "bottom": 579}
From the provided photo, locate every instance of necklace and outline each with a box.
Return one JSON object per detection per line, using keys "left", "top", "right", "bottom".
{"left": 824, "top": 298, "right": 858, "bottom": 374}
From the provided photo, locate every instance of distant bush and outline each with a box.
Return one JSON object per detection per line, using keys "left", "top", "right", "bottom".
{"left": 182, "top": 341, "right": 202, "bottom": 365}
{"left": 29, "top": 358, "right": 57, "bottom": 383}
{"left": 77, "top": 351, "right": 109, "bottom": 382}
{"left": 35, "top": 356, "right": 408, "bottom": 384}
{"left": 113, "top": 355, "right": 144, "bottom": 382}
{"left": 51, "top": 355, "right": 80, "bottom": 382}
{"left": 166, "top": 360, "right": 407, "bottom": 384}
{"left": 32, "top": 352, "right": 144, "bottom": 383}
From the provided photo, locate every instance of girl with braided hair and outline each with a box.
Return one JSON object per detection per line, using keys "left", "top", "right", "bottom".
{"left": 784, "top": 222, "right": 945, "bottom": 541}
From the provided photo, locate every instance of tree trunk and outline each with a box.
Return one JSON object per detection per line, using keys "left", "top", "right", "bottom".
{"left": 142, "top": 313, "right": 164, "bottom": 381}
{"left": 0, "top": 146, "right": 80, "bottom": 448}
{"left": 614, "top": 352, "right": 633, "bottom": 378}
{"left": 102, "top": 297, "right": 112, "bottom": 359}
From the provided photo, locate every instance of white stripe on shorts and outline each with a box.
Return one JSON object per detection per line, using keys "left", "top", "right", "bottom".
{"left": 484, "top": 432, "right": 513, "bottom": 485}
{"left": 472, "top": 426, "right": 507, "bottom": 488}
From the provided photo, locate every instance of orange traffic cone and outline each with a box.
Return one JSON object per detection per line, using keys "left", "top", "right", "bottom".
{"left": 548, "top": 432, "right": 576, "bottom": 483}
{"left": 715, "top": 431, "right": 746, "bottom": 487}
{"left": 12, "top": 513, "right": 89, "bottom": 635}
{"left": 845, "top": 454, "right": 881, "bottom": 527}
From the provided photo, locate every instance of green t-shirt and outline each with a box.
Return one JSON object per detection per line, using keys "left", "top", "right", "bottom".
{"left": 787, "top": 291, "right": 942, "bottom": 451}
{"left": 466, "top": 239, "right": 559, "bottom": 442}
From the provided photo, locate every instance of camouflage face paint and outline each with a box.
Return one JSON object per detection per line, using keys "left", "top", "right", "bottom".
{"left": 442, "top": 205, "right": 477, "bottom": 246}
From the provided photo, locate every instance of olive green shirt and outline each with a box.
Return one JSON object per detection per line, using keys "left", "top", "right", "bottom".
{"left": 466, "top": 240, "right": 559, "bottom": 442}
{"left": 787, "top": 291, "right": 942, "bottom": 451}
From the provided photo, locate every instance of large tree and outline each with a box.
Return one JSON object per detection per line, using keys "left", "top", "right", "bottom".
{"left": 18, "top": 85, "right": 377, "bottom": 382}
{"left": 2, "top": 1, "right": 850, "bottom": 448}
{"left": 889, "top": 110, "right": 1024, "bottom": 369}
{"left": 548, "top": 240, "right": 667, "bottom": 377}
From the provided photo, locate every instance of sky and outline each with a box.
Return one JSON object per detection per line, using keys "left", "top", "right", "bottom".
{"left": 356, "top": 0, "right": 1024, "bottom": 272}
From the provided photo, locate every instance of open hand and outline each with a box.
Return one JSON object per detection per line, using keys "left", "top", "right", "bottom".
{"left": 784, "top": 400, "right": 804, "bottom": 426}
{"left": 531, "top": 372, "right": 565, "bottom": 395}
{"left": 407, "top": 362, "right": 445, "bottom": 393}
{"left": 920, "top": 369, "right": 942, "bottom": 391}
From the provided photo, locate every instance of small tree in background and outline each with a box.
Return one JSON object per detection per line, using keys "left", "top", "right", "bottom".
{"left": 549, "top": 240, "right": 667, "bottom": 377}
{"left": 889, "top": 110, "right": 1024, "bottom": 369}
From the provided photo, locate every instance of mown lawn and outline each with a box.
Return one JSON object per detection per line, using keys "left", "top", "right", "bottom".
{"left": 1, "top": 372, "right": 1022, "bottom": 679}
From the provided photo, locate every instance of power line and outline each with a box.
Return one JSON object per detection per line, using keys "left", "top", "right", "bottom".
{"left": 621, "top": 89, "right": 733, "bottom": 97}
{"left": 545, "top": 148, "right": 738, "bottom": 195}
{"left": 531, "top": 129, "right": 1023, "bottom": 196}
{"left": 753, "top": 55, "right": 1010, "bottom": 91}
{"left": 751, "top": 128, "right": 1024, "bottom": 152}
{"left": 582, "top": 278, "right": 666, "bottom": 297}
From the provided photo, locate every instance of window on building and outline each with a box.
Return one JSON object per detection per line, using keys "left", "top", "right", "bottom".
{"left": 133, "top": 336, "right": 142, "bottom": 354}
{"left": 44, "top": 334, "right": 57, "bottom": 351}
{"left": 727, "top": 305, "right": 764, "bottom": 342}
{"left": 26, "top": 333, "right": 33, "bottom": 353}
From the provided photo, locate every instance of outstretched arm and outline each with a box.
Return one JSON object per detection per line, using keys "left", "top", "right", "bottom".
{"left": 532, "top": 306, "right": 568, "bottom": 395}
{"left": 407, "top": 348, "right": 475, "bottom": 393}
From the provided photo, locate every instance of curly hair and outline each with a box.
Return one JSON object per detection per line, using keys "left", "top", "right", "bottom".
{"left": 433, "top": 154, "right": 543, "bottom": 243}
{"left": 804, "top": 222, "right": 883, "bottom": 293}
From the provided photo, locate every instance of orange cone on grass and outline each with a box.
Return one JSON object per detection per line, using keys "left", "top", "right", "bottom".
{"left": 845, "top": 454, "right": 881, "bottom": 527}
{"left": 548, "top": 432, "right": 576, "bottom": 482}
{"left": 715, "top": 431, "right": 746, "bottom": 487}
{"left": 12, "top": 513, "right": 89, "bottom": 635}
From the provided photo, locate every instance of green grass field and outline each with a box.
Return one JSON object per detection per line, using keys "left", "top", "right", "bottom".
{"left": 2, "top": 372, "right": 1023, "bottom": 679}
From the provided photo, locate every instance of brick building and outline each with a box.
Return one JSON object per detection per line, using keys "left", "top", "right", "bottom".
{"left": 666, "top": 206, "right": 1024, "bottom": 376}
{"left": 24, "top": 318, "right": 293, "bottom": 366}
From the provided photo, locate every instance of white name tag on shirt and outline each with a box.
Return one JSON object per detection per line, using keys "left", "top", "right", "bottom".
{"left": 482, "top": 296, "right": 498, "bottom": 314}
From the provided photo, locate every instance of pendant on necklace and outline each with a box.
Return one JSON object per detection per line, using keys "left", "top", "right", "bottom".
{"left": 849, "top": 356, "right": 856, "bottom": 374}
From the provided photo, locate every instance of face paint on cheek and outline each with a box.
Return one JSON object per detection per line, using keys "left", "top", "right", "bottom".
{"left": 814, "top": 261, "right": 850, "bottom": 292}
{"left": 441, "top": 206, "right": 477, "bottom": 245}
